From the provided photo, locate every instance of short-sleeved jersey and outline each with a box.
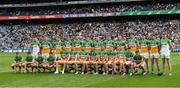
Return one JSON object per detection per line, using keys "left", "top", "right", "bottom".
{"left": 140, "top": 39, "right": 149, "bottom": 46}
{"left": 60, "top": 50, "right": 69, "bottom": 56}
{"left": 53, "top": 41, "right": 63, "bottom": 47}
{"left": 124, "top": 51, "right": 135, "bottom": 59}
{"left": 117, "top": 50, "right": 126, "bottom": 57}
{"left": 100, "top": 51, "right": 108, "bottom": 57}
{"left": 14, "top": 56, "right": 22, "bottom": 62}
{"left": 128, "top": 38, "right": 139, "bottom": 45}
{"left": 70, "top": 50, "right": 78, "bottom": 56}
{"left": 83, "top": 41, "right": 93, "bottom": 47}
{"left": 47, "top": 55, "right": 56, "bottom": 63}
{"left": 149, "top": 39, "right": 160, "bottom": 46}
{"left": 41, "top": 41, "right": 51, "bottom": 47}
{"left": 35, "top": 56, "right": 44, "bottom": 64}
{"left": 31, "top": 41, "right": 41, "bottom": 48}
{"left": 133, "top": 55, "right": 143, "bottom": 62}
{"left": 108, "top": 51, "right": 117, "bottom": 57}
{"left": 93, "top": 41, "right": 103, "bottom": 48}
{"left": 63, "top": 41, "right": 72, "bottom": 47}
{"left": 25, "top": 56, "right": 33, "bottom": 62}
{"left": 90, "top": 51, "right": 98, "bottom": 57}
{"left": 115, "top": 41, "right": 126, "bottom": 47}
{"left": 73, "top": 40, "right": 82, "bottom": 46}
{"left": 160, "top": 38, "right": 171, "bottom": 45}
{"left": 103, "top": 40, "right": 114, "bottom": 46}
{"left": 139, "top": 39, "right": 150, "bottom": 53}
{"left": 79, "top": 51, "right": 89, "bottom": 57}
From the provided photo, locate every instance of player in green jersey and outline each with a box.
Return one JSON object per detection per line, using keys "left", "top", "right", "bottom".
{"left": 160, "top": 35, "right": 172, "bottom": 76}
{"left": 68, "top": 47, "right": 79, "bottom": 74}
{"left": 24, "top": 52, "right": 37, "bottom": 73}
{"left": 88, "top": 48, "right": 99, "bottom": 75}
{"left": 41, "top": 36, "right": 52, "bottom": 58}
{"left": 11, "top": 52, "right": 24, "bottom": 73}
{"left": 105, "top": 47, "right": 117, "bottom": 75}
{"left": 127, "top": 35, "right": 139, "bottom": 52}
{"left": 93, "top": 37, "right": 103, "bottom": 54}
{"left": 103, "top": 36, "right": 115, "bottom": 52}
{"left": 46, "top": 52, "right": 56, "bottom": 72}
{"left": 52, "top": 37, "right": 63, "bottom": 58}
{"left": 133, "top": 51, "right": 146, "bottom": 75}
{"left": 149, "top": 35, "right": 160, "bottom": 75}
{"left": 116, "top": 50, "right": 126, "bottom": 75}
{"left": 124, "top": 48, "right": 135, "bottom": 76}
{"left": 35, "top": 52, "right": 45, "bottom": 72}
{"left": 78, "top": 48, "right": 90, "bottom": 74}
{"left": 139, "top": 36, "right": 150, "bottom": 73}
{"left": 64, "top": 36, "right": 72, "bottom": 52}
{"left": 73, "top": 36, "right": 83, "bottom": 52}
{"left": 54, "top": 48, "right": 70, "bottom": 74}
{"left": 31, "top": 37, "right": 41, "bottom": 59}
{"left": 115, "top": 35, "right": 127, "bottom": 51}
{"left": 99, "top": 47, "right": 108, "bottom": 75}
{"left": 83, "top": 36, "right": 93, "bottom": 53}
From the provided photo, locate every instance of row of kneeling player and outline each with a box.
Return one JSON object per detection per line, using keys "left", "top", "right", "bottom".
{"left": 12, "top": 48, "right": 146, "bottom": 76}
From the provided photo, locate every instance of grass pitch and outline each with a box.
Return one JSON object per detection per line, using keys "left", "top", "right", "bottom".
{"left": 0, "top": 52, "right": 180, "bottom": 87}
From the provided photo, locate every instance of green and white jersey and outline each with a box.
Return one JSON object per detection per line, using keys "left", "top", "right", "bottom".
{"left": 100, "top": 51, "right": 108, "bottom": 57}
{"left": 53, "top": 41, "right": 63, "bottom": 48}
{"left": 70, "top": 50, "right": 78, "bottom": 56}
{"left": 79, "top": 51, "right": 89, "bottom": 57}
{"left": 63, "top": 41, "right": 72, "bottom": 47}
{"left": 60, "top": 50, "right": 69, "bottom": 56}
{"left": 73, "top": 40, "right": 82, "bottom": 47}
{"left": 103, "top": 40, "right": 114, "bottom": 46}
{"left": 160, "top": 38, "right": 171, "bottom": 45}
{"left": 108, "top": 51, "right": 117, "bottom": 57}
{"left": 160, "top": 38, "right": 171, "bottom": 51}
{"left": 117, "top": 50, "right": 126, "bottom": 57}
{"left": 115, "top": 41, "right": 127, "bottom": 47}
{"left": 83, "top": 41, "right": 93, "bottom": 47}
{"left": 31, "top": 41, "right": 41, "bottom": 48}
{"left": 93, "top": 41, "right": 103, "bottom": 48}
{"left": 149, "top": 39, "right": 160, "bottom": 46}
{"left": 41, "top": 41, "right": 51, "bottom": 48}
{"left": 128, "top": 38, "right": 139, "bottom": 45}
{"left": 140, "top": 39, "right": 149, "bottom": 46}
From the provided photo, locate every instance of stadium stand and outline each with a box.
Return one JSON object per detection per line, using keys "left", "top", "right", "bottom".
{"left": 0, "top": 0, "right": 179, "bottom": 52}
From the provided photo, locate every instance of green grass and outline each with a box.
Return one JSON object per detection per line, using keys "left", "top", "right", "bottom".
{"left": 0, "top": 52, "right": 180, "bottom": 87}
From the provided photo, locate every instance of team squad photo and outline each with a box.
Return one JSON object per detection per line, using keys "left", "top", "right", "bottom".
{"left": 0, "top": 0, "right": 180, "bottom": 87}
{"left": 12, "top": 34, "right": 172, "bottom": 76}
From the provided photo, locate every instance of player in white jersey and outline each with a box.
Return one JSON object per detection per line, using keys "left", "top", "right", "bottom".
{"left": 31, "top": 38, "right": 41, "bottom": 59}
{"left": 160, "top": 35, "right": 172, "bottom": 76}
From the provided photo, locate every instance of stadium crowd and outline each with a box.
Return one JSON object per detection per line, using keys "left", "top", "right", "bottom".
{"left": 0, "top": 19, "right": 179, "bottom": 50}
{"left": 0, "top": 2, "right": 179, "bottom": 16}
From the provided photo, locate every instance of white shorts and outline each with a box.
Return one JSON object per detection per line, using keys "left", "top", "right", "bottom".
{"left": 140, "top": 54, "right": 149, "bottom": 59}
{"left": 42, "top": 54, "right": 49, "bottom": 59}
{"left": 32, "top": 48, "right": 40, "bottom": 59}
{"left": 125, "top": 61, "right": 132, "bottom": 65}
{"left": 150, "top": 53, "right": 159, "bottom": 59}
{"left": 160, "top": 50, "right": 170, "bottom": 59}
